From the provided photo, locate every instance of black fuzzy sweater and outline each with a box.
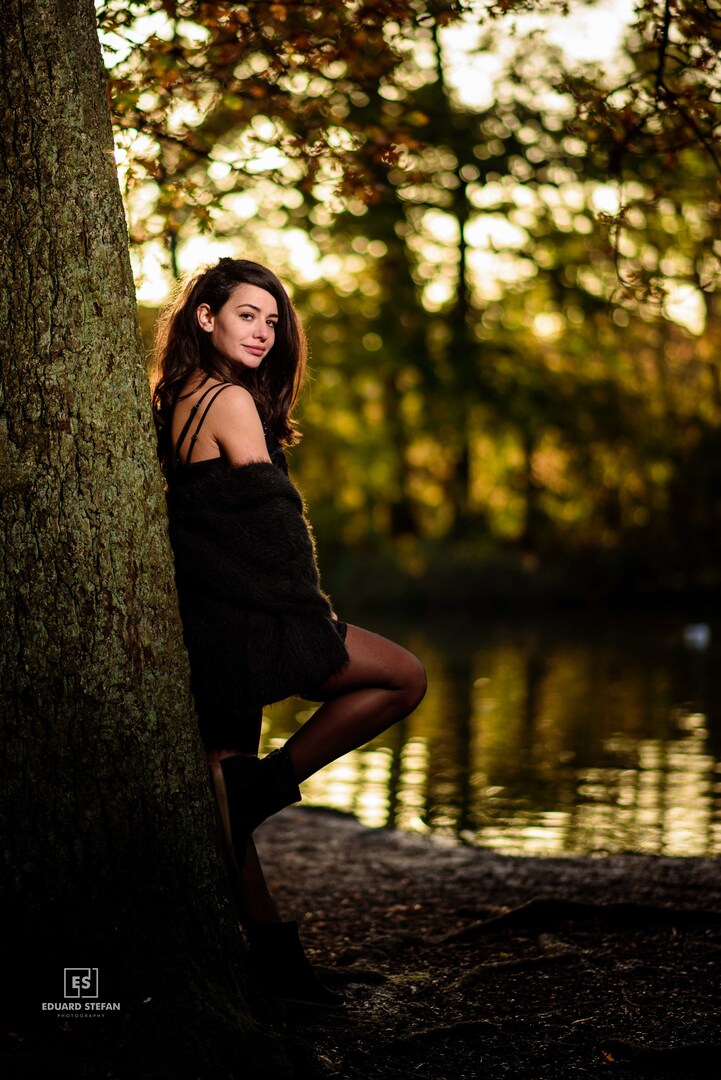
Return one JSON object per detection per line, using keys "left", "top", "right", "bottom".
{"left": 166, "top": 455, "right": 349, "bottom": 730}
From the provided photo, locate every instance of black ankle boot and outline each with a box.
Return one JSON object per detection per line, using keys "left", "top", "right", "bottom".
{"left": 246, "top": 921, "right": 345, "bottom": 1009}
{"left": 210, "top": 747, "right": 302, "bottom": 862}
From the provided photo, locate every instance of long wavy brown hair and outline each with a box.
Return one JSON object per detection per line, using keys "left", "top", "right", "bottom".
{"left": 151, "top": 258, "right": 307, "bottom": 465}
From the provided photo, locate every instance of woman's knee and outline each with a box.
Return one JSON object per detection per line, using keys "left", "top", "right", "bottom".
{"left": 318, "top": 625, "right": 427, "bottom": 708}
{"left": 388, "top": 644, "right": 426, "bottom": 710}
{"left": 403, "top": 652, "right": 427, "bottom": 710}
{"left": 362, "top": 630, "right": 427, "bottom": 706}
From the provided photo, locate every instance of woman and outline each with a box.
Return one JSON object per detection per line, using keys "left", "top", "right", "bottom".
{"left": 152, "top": 257, "right": 427, "bottom": 1007}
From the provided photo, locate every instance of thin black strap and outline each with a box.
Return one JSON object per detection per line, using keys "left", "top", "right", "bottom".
{"left": 174, "top": 384, "right": 220, "bottom": 465}
{"left": 186, "top": 383, "right": 233, "bottom": 465}
{"left": 174, "top": 383, "right": 232, "bottom": 467}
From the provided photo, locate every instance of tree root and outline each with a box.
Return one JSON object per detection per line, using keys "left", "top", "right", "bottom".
{"left": 454, "top": 949, "right": 577, "bottom": 989}
{"left": 378, "top": 1019, "right": 502, "bottom": 1056}
{"left": 438, "top": 897, "right": 721, "bottom": 943}
{"left": 600, "top": 1038, "right": 721, "bottom": 1077}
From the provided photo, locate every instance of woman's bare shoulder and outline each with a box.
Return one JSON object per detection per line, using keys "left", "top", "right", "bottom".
{"left": 178, "top": 378, "right": 257, "bottom": 419}
{"left": 209, "top": 384, "right": 270, "bottom": 465}
{"left": 210, "top": 383, "right": 262, "bottom": 425}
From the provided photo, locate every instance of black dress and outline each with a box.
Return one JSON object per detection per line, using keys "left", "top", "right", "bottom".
{"left": 164, "top": 383, "right": 348, "bottom": 749}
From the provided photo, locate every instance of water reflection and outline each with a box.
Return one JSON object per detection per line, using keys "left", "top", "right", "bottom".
{"left": 260, "top": 615, "right": 721, "bottom": 856}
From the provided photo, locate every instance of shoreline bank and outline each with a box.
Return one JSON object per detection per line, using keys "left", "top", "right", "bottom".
{"left": 257, "top": 807, "right": 721, "bottom": 1079}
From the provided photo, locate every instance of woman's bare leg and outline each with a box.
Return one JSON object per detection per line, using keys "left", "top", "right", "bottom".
{"left": 227, "top": 838, "right": 282, "bottom": 925}
{"left": 284, "top": 624, "right": 427, "bottom": 783}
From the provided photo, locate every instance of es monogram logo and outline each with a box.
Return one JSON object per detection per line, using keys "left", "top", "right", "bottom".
{"left": 63, "top": 968, "right": 99, "bottom": 999}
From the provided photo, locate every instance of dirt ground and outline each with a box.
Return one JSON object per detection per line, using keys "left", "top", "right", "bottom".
{"left": 255, "top": 807, "right": 721, "bottom": 1080}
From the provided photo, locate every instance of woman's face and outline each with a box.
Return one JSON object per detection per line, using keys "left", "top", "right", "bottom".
{"left": 196, "top": 283, "right": 279, "bottom": 370}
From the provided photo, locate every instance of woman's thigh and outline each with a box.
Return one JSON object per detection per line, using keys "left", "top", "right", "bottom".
{"left": 303, "top": 624, "right": 427, "bottom": 702}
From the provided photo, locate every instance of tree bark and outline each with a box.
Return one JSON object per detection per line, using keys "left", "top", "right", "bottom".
{"left": 0, "top": 2, "right": 290, "bottom": 1074}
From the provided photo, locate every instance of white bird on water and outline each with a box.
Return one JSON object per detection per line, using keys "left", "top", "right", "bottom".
{"left": 682, "top": 623, "right": 711, "bottom": 651}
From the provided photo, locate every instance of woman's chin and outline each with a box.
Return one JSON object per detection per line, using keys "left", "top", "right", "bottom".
{"left": 228, "top": 355, "right": 264, "bottom": 373}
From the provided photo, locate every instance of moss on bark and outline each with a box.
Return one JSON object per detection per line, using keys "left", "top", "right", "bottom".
{"left": 0, "top": 3, "right": 293, "bottom": 1074}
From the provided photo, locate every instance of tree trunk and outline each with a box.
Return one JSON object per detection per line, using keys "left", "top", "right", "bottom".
{"left": 0, "top": 3, "right": 290, "bottom": 1075}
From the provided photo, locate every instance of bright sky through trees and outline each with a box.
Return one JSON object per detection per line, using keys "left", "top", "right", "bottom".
{"left": 441, "top": 0, "right": 635, "bottom": 111}
{"left": 106, "top": 0, "right": 686, "bottom": 321}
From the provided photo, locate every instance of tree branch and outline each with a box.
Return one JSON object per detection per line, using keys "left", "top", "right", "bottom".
{"left": 659, "top": 81, "right": 721, "bottom": 175}
{"left": 655, "top": 0, "right": 673, "bottom": 95}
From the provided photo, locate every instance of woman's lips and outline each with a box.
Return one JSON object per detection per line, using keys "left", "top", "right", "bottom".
{"left": 243, "top": 345, "right": 265, "bottom": 356}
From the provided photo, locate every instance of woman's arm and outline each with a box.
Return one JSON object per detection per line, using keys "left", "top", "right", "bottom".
{"left": 210, "top": 385, "right": 272, "bottom": 467}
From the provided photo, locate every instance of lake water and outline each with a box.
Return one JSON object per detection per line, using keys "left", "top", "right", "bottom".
{"left": 260, "top": 613, "right": 721, "bottom": 857}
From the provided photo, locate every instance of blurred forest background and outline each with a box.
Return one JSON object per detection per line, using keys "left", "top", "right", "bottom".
{"left": 99, "top": 0, "right": 721, "bottom": 615}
